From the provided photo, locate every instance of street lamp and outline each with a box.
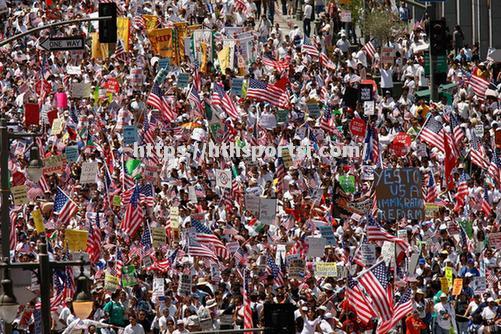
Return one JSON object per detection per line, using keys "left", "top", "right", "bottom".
{"left": 26, "top": 146, "right": 43, "bottom": 183}
{"left": 0, "top": 270, "right": 18, "bottom": 323}
{"left": 72, "top": 266, "right": 93, "bottom": 320}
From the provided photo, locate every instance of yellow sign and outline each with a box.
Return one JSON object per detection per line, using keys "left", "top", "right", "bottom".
{"left": 104, "top": 274, "right": 120, "bottom": 292}
{"left": 143, "top": 15, "right": 159, "bottom": 32}
{"left": 152, "top": 227, "right": 166, "bottom": 248}
{"left": 11, "top": 185, "right": 28, "bottom": 206}
{"left": 440, "top": 277, "right": 449, "bottom": 293}
{"left": 117, "top": 17, "right": 130, "bottom": 51}
{"left": 445, "top": 267, "right": 453, "bottom": 287}
{"left": 315, "top": 262, "right": 338, "bottom": 277}
{"left": 148, "top": 28, "right": 176, "bottom": 59}
{"left": 65, "top": 229, "right": 89, "bottom": 252}
{"left": 452, "top": 278, "right": 463, "bottom": 296}
{"left": 91, "top": 32, "right": 109, "bottom": 59}
{"left": 281, "top": 148, "right": 293, "bottom": 169}
{"left": 32, "top": 209, "right": 45, "bottom": 233}
{"left": 51, "top": 118, "right": 64, "bottom": 135}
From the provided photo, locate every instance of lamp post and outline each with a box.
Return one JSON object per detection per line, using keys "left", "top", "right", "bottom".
{"left": 0, "top": 117, "right": 89, "bottom": 334}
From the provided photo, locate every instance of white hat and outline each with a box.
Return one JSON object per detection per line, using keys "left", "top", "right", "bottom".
{"left": 322, "top": 283, "right": 333, "bottom": 291}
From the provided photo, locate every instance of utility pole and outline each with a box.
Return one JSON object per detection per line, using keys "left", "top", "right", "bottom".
{"left": 428, "top": 2, "right": 439, "bottom": 102}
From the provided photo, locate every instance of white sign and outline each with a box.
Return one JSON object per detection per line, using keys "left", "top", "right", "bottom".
{"left": 188, "top": 186, "right": 198, "bottom": 203}
{"left": 259, "top": 198, "right": 277, "bottom": 225}
{"left": 306, "top": 237, "right": 327, "bottom": 257}
{"left": 340, "top": 10, "right": 352, "bottom": 22}
{"left": 80, "top": 161, "right": 98, "bottom": 184}
{"left": 71, "top": 82, "right": 92, "bottom": 98}
{"left": 178, "top": 274, "right": 192, "bottom": 296}
{"left": 408, "top": 253, "right": 420, "bottom": 275}
{"left": 382, "top": 241, "right": 395, "bottom": 266}
{"left": 364, "top": 101, "right": 375, "bottom": 115}
{"left": 474, "top": 124, "right": 484, "bottom": 138}
{"left": 215, "top": 169, "right": 232, "bottom": 189}
{"left": 361, "top": 244, "right": 376, "bottom": 266}
{"left": 152, "top": 277, "right": 165, "bottom": 299}
{"left": 245, "top": 194, "right": 260, "bottom": 216}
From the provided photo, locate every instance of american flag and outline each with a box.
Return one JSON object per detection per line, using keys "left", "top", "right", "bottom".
{"left": 246, "top": 79, "right": 290, "bottom": 109}
{"left": 266, "top": 254, "right": 285, "bottom": 286}
{"left": 187, "top": 234, "right": 218, "bottom": 261}
{"left": 357, "top": 261, "right": 393, "bottom": 321}
{"left": 261, "top": 57, "right": 289, "bottom": 72}
{"left": 275, "top": 157, "right": 286, "bottom": 190}
{"left": 115, "top": 248, "right": 124, "bottom": 278}
{"left": 86, "top": 212, "right": 102, "bottom": 263}
{"left": 133, "top": 15, "right": 145, "bottom": 29}
{"left": 189, "top": 85, "right": 204, "bottom": 113}
{"left": 139, "top": 184, "right": 155, "bottom": 206}
{"left": 243, "top": 269, "right": 254, "bottom": 333}
{"left": 120, "top": 185, "right": 144, "bottom": 238}
{"left": 9, "top": 207, "right": 22, "bottom": 251}
{"left": 363, "top": 126, "right": 380, "bottom": 166}
{"left": 141, "top": 224, "right": 153, "bottom": 254}
{"left": 36, "top": 138, "right": 51, "bottom": 193}
{"left": 450, "top": 113, "right": 465, "bottom": 149}
{"left": 301, "top": 39, "right": 319, "bottom": 57}
{"left": 319, "top": 53, "right": 336, "bottom": 70}
{"left": 363, "top": 41, "right": 377, "bottom": 59}
{"left": 481, "top": 187, "right": 492, "bottom": 216}
{"left": 320, "top": 110, "right": 334, "bottom": 133}
{"left": 54, "top": 187, "right": 78, "bottom": 225}
{"left": 367, "top": 216, "right": 409, "bottom": 250}
{"left": 417, "top": 115, "right": 445, "bottom": 152}
{"left": 455, "top": 172, "right": 469, "bottom": 204}
{"left": 142, "top": 114, "right": 157, "bottom": 145}
{"left": 234, "top": 0, "right": 247, "bottom": 12}
{"left": 469, "top": 131, "right": 489, "bottom": 169}
{"left": 114, "top": 39, "right": 126, "bottom": 61}
{"left": 346, "top": 276, "right": 376, "bottom": 324}
{"left": 470, "top": 73, "right": 490, "bottom": 99}
{"left": 425, "top": 170, "right": 438, "bottom": 203}
{"left": 192, "top": 220, "right": 229, "bottom": 259}
{"left": 488, "top": 148, "right": 501, "bottom": 186}
{"left": 147, "top": 82, "right": 176, "bottom": 122}
{"left": 212, "top": 84, "right": 240, "bottom": 120}
{"left": 378, "top": 288, "right": 414, "bottom": 334}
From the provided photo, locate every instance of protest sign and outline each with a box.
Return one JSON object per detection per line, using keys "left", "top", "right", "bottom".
{"left": 276, "top": 109, "right": 289, "bottom": 124}
{"left": 112, "top": 195, "right": 121, "bottom": 207}
{"left": 382, "top": 241, "right": 395, "bottom": 266}
{"left": 363, "top": 101, "right": 375, "bottom": 115}
{"left": 231, "top": 77, "right": 244, "bottom": 97}
{"left": 215, "top": 169, "right": 232, "bottom": 189}
{"left": 452, "top": 279, "right": 463, "bottom": 296}
{"left": 339, "top": 175, "right": 355, "bottom": 193}
{"left": 381, "top": 47, "right": 396, "bottom": 65}
{"left": 306, "top": 237, "right": 327, "bottom": 257}
{"left": 11, "top": 185, "right": 28, "bottom": 206}
{"left": 375, "top": 168, "right": 425, "bottom": 220}
{"left": 142, "top": 255, "right": 153, "bottom": 268}
{"left": 307, "top": 102, "right": 321, "bottom": 119}
{"left": 177, "top": 73, "right": 190, "bottom": 88}
{"left": 474, "top": 124, "right": 484, "bottom": 138}
{"left": 425, "top": 203, "right": 441, "bottom": 218}
{"left": 315, "top": 262, "right": 337, "bottom": 277}
{"left": 488, "top": 232, "right": 501, "bottom": 249}
{"left": 80, "top": 162, "right": 98, "bottom": 184}
{"left": 245, "top": 194, "right": 260, "bottom": 216}
{"left": 288, "top": 259, "right": 305, "bottom": 280}
{"left": 281, "top": 148, "right": 293, "bottom": 168}
{"left": 178, "top": 274, "right": 192, "bottom": 296}
{"left": 65, "top": 146, "right": 79, "bottom": 162}
{"left": 123, "top": 126, "right": 138, "bottom": 145}
{"left": 32, "top": 209, "right": 44, "bottom": 233}
{"left": 317, "top": 225, "right": 336, "bottom": 245}
{"left": 445, "top": 267, "right": 453, "bottom": 287}
{"left": 226, "top": 241, "right": 240, "bottom": 254}
{"left": 340, "top": 10, "right": 352, "bottom": 22}
{"left": 71, "top": 82, "right": 91, "bottom": 98}
{"left": 122, "top": 265, "right": 137, "bottom": 287}
{"left": 158, "top": 58, "right": 170, "bottom": 69}
{"left": 259, "top": 198, "right": 277, "bottom": 225}
{"left": 51, "top": 118, "right": 64, "bottom": 135}
{"left": 440, "top": 277, "right": 449, "bottom": 292}
{"left": 152, "top": 227, "right": 166, "bottom": 248}
{"left": 361, "top": 244, "right": 376, "bottom": 266}
{"left": 43, "top": 155, "right": 66, "bottom": 175}
{"left": 188, "top": 186, "right": 198, "bottom": 203}
{"left": 349, "top": 118, "right": 366, "bottom": 137}
{"left": 24, "top": 103, "right": 40, "bottom": 127}
{"left": 65, "top": 230, "right": 88, "bottom": 252}
{"left": 170, "top": 207, "right": 180, "bottom": 229}
{"left": 361, "top": 165, "right": 375, "bottom": 180}
{"left": 472, "top": 277, "right": 486, "bottom": 294}
{"left": 359, "top": 84, "right": 373, "bottom": 102}
{"left": 152, "top": 277, "right": 165, "bottom": 299}
{"left": 104, "top": 274, "right": 120, "bottom": 292}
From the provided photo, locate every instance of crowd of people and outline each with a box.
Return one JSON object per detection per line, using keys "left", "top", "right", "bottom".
{"left": 0, "top": 0, "right": 500, "bottom": 333}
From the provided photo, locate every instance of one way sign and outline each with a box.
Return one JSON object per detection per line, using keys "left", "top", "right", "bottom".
{"left": 40, "top": 36, "right": 85, "bottom": 51}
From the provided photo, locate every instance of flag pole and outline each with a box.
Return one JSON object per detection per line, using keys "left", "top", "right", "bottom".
{"left": 413, "top": 112, "right": 431, "bottom": 143}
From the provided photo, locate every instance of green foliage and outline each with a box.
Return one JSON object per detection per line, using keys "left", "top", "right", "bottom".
{"left": 359, "top": 7, "right": 404, "bottom": 43}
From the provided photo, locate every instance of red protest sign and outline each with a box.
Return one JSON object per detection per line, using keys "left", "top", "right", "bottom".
{"left": 349, "top": 118, "right": 366, "bottom": 137}
{"left": 47, "top": 109, "right": 58, "bottom": 126}
{"left": 104, "top": 78, "right": 120, "bottom": 94}
{"left": 24, "top": 103, "right": 40, "bottom": 127}
{"left": 12, "top": 171, "right": 26, "bottom": 186}
{"left": 391, "top": 132, "right": 412, "bottom": 157}
{"left": 35, "top": 80, "right": 51, "bottom": 96}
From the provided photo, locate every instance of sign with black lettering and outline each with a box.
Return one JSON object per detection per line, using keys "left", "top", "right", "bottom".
{"left": 40, "top": 36, "right": 85, "bottom": 51}
{"left": 375, "top": 168, "right": 425, "bottom": 221}
{"left": 359, "top": 84, "right": 373, "bottom": 102}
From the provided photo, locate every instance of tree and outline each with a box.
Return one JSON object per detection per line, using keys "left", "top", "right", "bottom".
{"left": 360, "top": 7, "right": 404, "bottom": 44}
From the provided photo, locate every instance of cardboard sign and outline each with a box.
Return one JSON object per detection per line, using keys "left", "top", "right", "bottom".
{"left": 364, "top": 101, "right": 375, "bottom": 115}
{"left": 123, "top": 126, "right": 138, "bottom": 145}
{"left": 380, "top": 47, "right": 396, "bottom": 65}
{"left": 32, "top": 209, "right": 45, "bottom": 233}
{"left": 170, "top": 207, "right": 180, "bottom": 229}
{"left": 472, "top": 277, "right": 486, "bottom": 294}
{"left": 359, "top": 84, "right": 373, "bottom": 102}
{"left": 288, "top": 258, "right": 305, "bottom": 280}
{"left": 152, "top": 227, "right": 166, "bottom": 248}
{"left": 104, "top": 274, "right": 120, "bottom": 292}
{"left": 445, "top": 267, "right": 453, "bottom": 287}
{"left": 43, "top": 155, "right": 65, "bottom": 175}
{"left": 177, "top": 73, "right": 190, "bottom": 88}
{"left": 152, "top": 277, "right": 165, "bottom": 299}
{"left": 307, "top": 103, "right": 321, "bottom": 119}
{"left": 382, "top": 241, "right": 395, "bottom": 266}
{"left": 178, "top": 274, "right": 192, "bottom": 296}
{"left": 65, "top": 146, "right": 79, "bottom": 162}
{"left": 317, "top": 225, "right": 336, "bottom": 245}
{"left": 231, "top": 77, "right": 244, "bottom": 97}
{"left": 259, "top": 198, "right": 277, "bottom": 225}
{"left": 340, "top": 10, "right": 352, "bottom": 22}
{"left": 245, "top": 194, "right": 260, "bottom": 216}
{"left": 226, "top": 241, "right": 240, "bottom": 254}
{"left": 281, "top": 148, "right": 293, "bottom": 168}
{"left": 339, "top": 175, "right": 355, "bottom": 193}
{"left": 315, "top": 262, "right": 337, "bottom": 277}
{"left": 215, "top": 169, "right": 232, "bottom": 189}
{"left": 350, "top": 118, "right": 366, "bottom": 137}
{"left": 51, "top": 118, "right": 64, "bottom": 135}
{"left": 71, "top": 82, "right": 91, "bottom": 98}
{"left": 80, "top": 162, "right": 98, "bottom": 184}
{"left": 474, "top": 124, "right": 484, "bottom": 138}
{"left": 65, "top": 229, "right": 88, "bottom": 251}
{"left": 11, "top": 185, "right": 28, "bottom": 206}
{"left": 488, "top": 232, "right": 501, "bottom": 249}
{"left": 440, "top": 277, "right": 449, "bottom": 293}
{"left": 306, "top": 237, "right": 327, "bottom": 257}
{"left": 452, "top": 278, "right": 463, "bottom": 296}
{"left": 361, "top": 244, "right": 376, "bottom": 266}
{"left": 375, "top": 168, "right": 425, "bottom": 221}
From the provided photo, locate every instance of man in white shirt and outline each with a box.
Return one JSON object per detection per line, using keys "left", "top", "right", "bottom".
{"left": 335, "top": 33, "right": 350, "bottom": 55}
{"left": 124, "top": 315, "right": 145, "bottom": 334}
{"left": 173, "top": 319, "right": 190, "bottom": 334}
{"left": 433, "top": 293, "right": 457, "bottom": 334}
{"left": 379, "top": 64, "right": 394, "bottom": 97}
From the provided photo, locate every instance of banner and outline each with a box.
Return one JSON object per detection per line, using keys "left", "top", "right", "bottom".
{"left": 104, "top": 274, "right": 120, "bottom": 292}
{"left": 65, "top": 230, "right": 89, "bottom": 251}
{"left": 315, "top": 262, "right": 338, "bottom": 278}
{"left": 148, "top": 28, "right": 176, "bottom": 59}
{"left": 117, "top": 17, "right": 130, "bottom": 51}
{"left": 143, "top": 15, "right": 159, "bottom": 32}
{"left": 218, "top": 46, "right": 231, "bottom": 73}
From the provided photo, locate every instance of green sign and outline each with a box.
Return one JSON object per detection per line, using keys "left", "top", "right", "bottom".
{"left": 276, "top": 109, "right": 289, "bottom": 124}
{"left": 424, "top": 53, "right": 447, "bottom": 75}
{"left": 122, "top": 265, "right": 137, "bottom": 287}
{"left": 339, "top": 175, "right": 355, "bottom": 193}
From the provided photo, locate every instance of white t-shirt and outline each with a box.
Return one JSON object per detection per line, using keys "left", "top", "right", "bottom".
{"left": 303, "top": 4, "right": 313, "bottom": 20}
{"left": 380, "top": 68, "right": 394, "bottom": 88}
{"left": 481, "top": 306, "right": 496, "bottom": 321}
{"left": 301, "top": 317, "right": 321, "bottom": 334}
{"left": 124, "top": 323, "right": 145, "bottom": 334}
{"left": 434, "top": 302, "right": 453, "bottom": 330}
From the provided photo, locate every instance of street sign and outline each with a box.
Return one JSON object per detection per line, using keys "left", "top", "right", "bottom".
{"left": 40, "top": 36, "right": 85, "bottom": 51}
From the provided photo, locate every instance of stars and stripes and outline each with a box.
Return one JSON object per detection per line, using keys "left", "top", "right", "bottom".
{"left": 363, "top": 41, "right": 377, "bottom": 59}
{"left": 275, "top": 157, "right": 286, "bottom": 190}
{"left": 417, "top": 115, "right": 445, "bottom": 152}
{"left": 488, "top": 148, "right": 501, "bottom": 186}
{"left": 470, "top": 73, "right": 490, "bottom": 99}
{"left": 191, "top": 220, "right": 229, "bottom": 259}
{"left": 211, "top": 84, "right": 240, "bottom": 120}
{"left": 266, "top": 254, "right": 285, "bottom": 286}
{"left": 189, "top": 84, "right": 204, "bottom": 113}
{"left": 114, "top": 39, "right": 126, "bottom": 61}
{"left": 319, "top": 53, "right": 336, "bottom": 70}
{"left": 261, "top": 57, "right": 290, "bottom": 72}
{"left": 54, "top": 187, "right": 78, "bottom": 225}
{"left": 425, "top": 170, "right": 438, "bottom": 203}
{"left": 378, "top": 288, "right": 414, "bottom": 334}
{"left": 9, "top": 208, "right": 21, "bottom": 251}
{"left": 147, "top": 82, "right": 176, "bottom": 122}
{"left": 481, "top": 187, "right": 492, "bottom": 216}
{"left": 346, "top": 276, "right": 376, "bottom": 324}
{"left": 243, "top": 269, "right": 254, "bottom": 333}
{"left": 120, "top": 185, "right": 144, "bottom": 238}
{"left": 141, "top": 224, "right": 153, "bottom": 254}
{"left": 133, "top": 15, "right": 146, "bottom": 29}
{"left": 450, "top": 113, "right": 465, "bottom": 149}
{"left": 246, "top": 78, "right": 290, "bottom": 109}
{"left": 367, "top": 216, "right": 409, "bottom": 250}
{"left": 86, "top": 212, "right": 102, "bottom": 263}
{"left": 357, "top": 261, "right": 393, "bottom": 321}
{"left": 363, "top": 126, "right": 381, "bottom": 166}
{"left": 187, "top": 234, "right": 219, "bottom": 260}
{"left": 469, "top": 131, "right": 490, "bottom": 168}
{"left": 455, "top": 172, "right": 470, "bottom": 205}
{"left": 301, "top": 40, "right": 319, "bottom": 57}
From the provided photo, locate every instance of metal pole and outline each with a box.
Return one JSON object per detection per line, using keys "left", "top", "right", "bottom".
{"left": 38, "top": 241, "right": 51, "bottom": 334}
{"left": 0, "top": 118, "right": 11, "bottom": 262}
{"left": 428, "top": 2, "right": 438, "bottom": 102}
{"left": 0, "top": 17, "right": 112, "bottom": 47}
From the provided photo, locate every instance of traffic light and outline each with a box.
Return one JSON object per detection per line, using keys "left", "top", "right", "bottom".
{"left": 264, "top": 304, "right": 295, "bottom": 334}
{"left": 429, "top": 20, "right": 447, "bottom": 56}
{"left": 99, "top": 3, "right": 117, "bottom": 43}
